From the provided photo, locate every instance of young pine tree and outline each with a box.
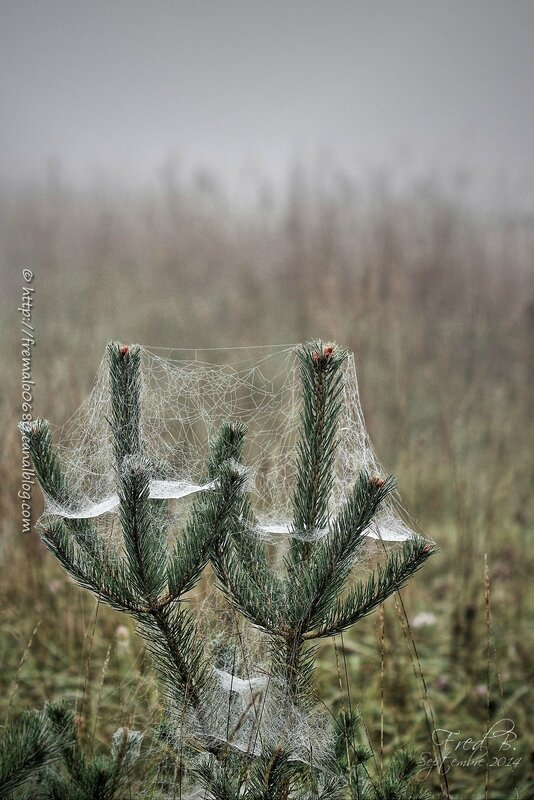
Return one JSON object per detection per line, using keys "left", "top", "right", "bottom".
{"left": 16, "top": 340, "right": 435, "bottom": 799}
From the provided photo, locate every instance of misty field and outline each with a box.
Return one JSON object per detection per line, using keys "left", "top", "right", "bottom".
{"left": 0, "top": 169, "right": 532, "bottom": 798}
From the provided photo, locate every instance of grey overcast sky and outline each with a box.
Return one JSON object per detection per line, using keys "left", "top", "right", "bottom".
{"left": 1, "top": 0, "right": 534, "bottom": 192}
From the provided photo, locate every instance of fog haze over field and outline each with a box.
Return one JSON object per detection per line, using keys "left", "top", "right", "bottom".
{"left": 2, "top": 0, "right": 534, "bottom": 201}
{"left": 1, "top": 10, "right": 533, "bottom": 796}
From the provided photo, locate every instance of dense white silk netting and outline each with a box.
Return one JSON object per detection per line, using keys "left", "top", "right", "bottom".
{"left": 38, "top": 343, "right": 418, "bottom": 546}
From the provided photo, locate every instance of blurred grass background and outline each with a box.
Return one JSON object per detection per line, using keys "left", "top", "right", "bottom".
{"left": 0, "top": 166, "right": 532, "bottom": 798}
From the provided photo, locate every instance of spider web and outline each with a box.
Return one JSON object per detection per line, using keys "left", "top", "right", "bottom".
{"left": 32, "top": 342, "right": 429, "bottom": 785}
{"left": 39, "top": 342, "right": 418, "bottom": 546}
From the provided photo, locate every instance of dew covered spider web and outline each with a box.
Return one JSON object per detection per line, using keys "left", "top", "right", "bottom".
{"left": 39, "top": 342, "right": 418, "bottom": 546}
{"left": 34, "top": 342, "right": 429, "bottom": 790}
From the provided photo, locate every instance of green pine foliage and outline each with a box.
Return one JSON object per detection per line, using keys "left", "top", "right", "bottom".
{"left": 11, "top": 340, "right": 436, "bottom": 799}
{"left": 0, "top": 701, "right": 142, "bottom": 799}
{"left": 0, "top": 703, "right": 72, "bottom": 797}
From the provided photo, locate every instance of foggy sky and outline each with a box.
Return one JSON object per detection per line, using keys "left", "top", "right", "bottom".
{"left": 2, "top": 0, "right": 534, "bottom": 192}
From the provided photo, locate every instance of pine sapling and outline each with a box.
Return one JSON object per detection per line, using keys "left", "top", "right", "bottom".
{"left": 17, "top": 340, "right": 435, "bottom": 799}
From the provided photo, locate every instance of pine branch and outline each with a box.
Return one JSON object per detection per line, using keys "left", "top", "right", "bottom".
{"left": 110, "top": 342, "right": 167, "bottom": 601}
{"left": 137, "top": 604, "right": 207, "bottom": 716}
{"left": 307, "top": 538, "right": 436, "bottom": 639}
{"left": 119, "top": 455, "right": 167, "bottom": 601}
{"left": 246, "top": 747, "right": 294, "bottom": 800}
{"left": 42, "top": 521, "right": 142, "bottom": 613}
{"left": 19, "top": 419, "right": 105, "bottom": 561}
{"left": 367, "top": 746, "right": 434, "bottom": 800}
{"left": 108, "top": 344, "right": 213, "bottom": 720}
{"left": 212, "top": 491, "right": 282, "bottom": 632}
{"left": 274, "top": 471, "right": 396, "bottom": 707}
{"left": 43, "top": 699, "right": 84, "bottom": 777}
{"left": 195, "top": 754, "right": 242, "bottom": 800}
{"left": 289, "top": 472, "right": 396, "bottom": 633}
{"left": 291, "top": 341, "right": 347, "bottom": 543}
{"left": 165, "top": 519, "right": 215, "bottom": 599}
{"left": 306, "top": 777, "right": 346, "bottom": 800}
{"left": 205, "top": 421, "right": 270, "bottom": 580}
{"left": 206, "top": 420, "right": 247, "bottom": 479}
{"left": 269, "top": 636, "right": 317, "bottom": 708}
{"left": 167, "top": 462, "right": 250, "bottom": 601}
{"left": 19, "top": 419, "right": 64, "bottom": 504}
{"left": 275, "top": 343, "right": 351, "bottom": 708}
{"left": 0, "top": 704, "right": 73, "bottom": 796}
{"left": 212, "top": 538, "right": 282, "bottom": 632}
{"left": 23, "top": 704, "right": 143, "bottom": 800}
{"left": 208, "top": 423, "right": 283, "bottom": 633}
{"left": 107, "top": 342, "right": 142, "bottom": 464}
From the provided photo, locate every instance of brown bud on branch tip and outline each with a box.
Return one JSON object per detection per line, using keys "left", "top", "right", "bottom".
{"left": 323, "top": 345, "right": 333, "bottom": 357}
{"left": 370, "top": 475, "right": 386, "bottom": 489}
{"left": 119, "top": 345, "right": 129, "bottom": 356}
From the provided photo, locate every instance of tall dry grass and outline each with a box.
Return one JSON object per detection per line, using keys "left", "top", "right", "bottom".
{"left": 0, "top": 166, "right": 532, "bottom": 797}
